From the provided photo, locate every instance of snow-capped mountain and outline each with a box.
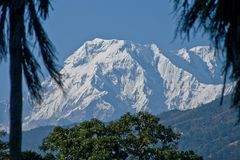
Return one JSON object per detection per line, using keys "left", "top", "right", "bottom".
{"left": 0, "top": 38, "right": 233, "bottom": 130}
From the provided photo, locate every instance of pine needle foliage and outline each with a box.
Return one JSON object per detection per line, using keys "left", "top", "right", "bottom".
{"left": 172, "top": 0, "right": 240, "bottom": 119}
{"left": 0, "top": 0, "right": 63, "bottom": 104}
{"left": 0, "top": 0, "right": 63, "bottom": 159}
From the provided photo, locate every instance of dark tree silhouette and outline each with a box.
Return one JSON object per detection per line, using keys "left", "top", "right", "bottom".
{"left": 0, "top": 0, "right": 62, "bottom": 159}
{"left": 0, "top": 131, "right": 8, "bottom": 159}
{"left": 21, "top": 151, "right": 43, "bottom": 160}
{"left": 172, "top": 0, "right": 240, "bottom": 118}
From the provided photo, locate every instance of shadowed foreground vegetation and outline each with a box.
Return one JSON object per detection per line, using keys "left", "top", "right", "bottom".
{"left": 40, "top": 112, "right": 201, "bottom": 160}
{"left": 160, "top": 95, "right": 240, "bottom": 160}
{"left": 16, "top": 96, "right": 240, "bottom": 160}
{"left": 1, "top": 112, "right": 201, "bottom": 160}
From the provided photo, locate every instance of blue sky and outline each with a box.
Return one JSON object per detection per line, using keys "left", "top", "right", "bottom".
{"left": 0, "top": 0, "right": 209, "bottom": 99}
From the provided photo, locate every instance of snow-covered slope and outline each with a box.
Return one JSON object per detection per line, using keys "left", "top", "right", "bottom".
{"left": 1, "top": 38, "right": 233, "bottom": 130}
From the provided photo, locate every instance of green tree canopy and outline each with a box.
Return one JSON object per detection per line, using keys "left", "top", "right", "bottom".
{"left": 21, "top": 151, "right": 43, "bottom": 160}
{"left": 0, "top": 130, "right": 8, "bottom": 159}
{"left": 21, "top": 150, "right": 57, "bottom": 160}
{"left": 41, "top": 112, "right": 202, "bottom": 160}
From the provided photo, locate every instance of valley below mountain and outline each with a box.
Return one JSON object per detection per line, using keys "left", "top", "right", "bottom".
{"left": 20, "top": 95, "right": 240, "bottom": 160}
{"left": 160, "top": 95, "right": 240, "bottom": 160}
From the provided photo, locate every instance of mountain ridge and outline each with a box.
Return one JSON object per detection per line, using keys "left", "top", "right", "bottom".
{"left": 0, "top": 38, "right": 233, "bottom": 130}
{"left": 17, "top": 95, "right": 240, "bottom": 160}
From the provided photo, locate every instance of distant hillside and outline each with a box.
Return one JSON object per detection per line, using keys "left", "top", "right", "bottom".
{"left": 160, "top": 95, "right": 240, "bottom": 160}
{"left": 22, "top": 126, "right": 54, "bottom": 151}
{"left": 21, "top": 96, "right": 240, "bottom": 160}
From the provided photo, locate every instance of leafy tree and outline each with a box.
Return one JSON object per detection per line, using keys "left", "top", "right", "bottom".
{"left": 41, "top": 112, "right": 202, "bottom": 160}
{"left": 21, "top": 151, "right": 43, "bottom": 160}
{"left": 42, "top": 153, "right": 56, "bottom": 160}
{"left": 0, "top": 131, "right": 8, "bottom": 159}
{"left": 21, "top": 150, "right": 56, "bottom": 160}
{"left": 41, "top": 120, "right": 123, "bottom": 160}
{"left": 172, "top": 0, "right": 240, "bottom": 118}
{"left": 108, "top": 112, "right": 180, "bottom": 159}
{"left": 0, "top": 0, "right": 62, "bottom": 159}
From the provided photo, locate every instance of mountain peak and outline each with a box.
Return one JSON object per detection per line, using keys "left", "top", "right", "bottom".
{"left": 1, "top": 39, "right": 233, "bottom": 130}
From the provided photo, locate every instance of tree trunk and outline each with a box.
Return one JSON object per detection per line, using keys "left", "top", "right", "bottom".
{"left": 9, "top": 1, "right": 24, "bottom": 160}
